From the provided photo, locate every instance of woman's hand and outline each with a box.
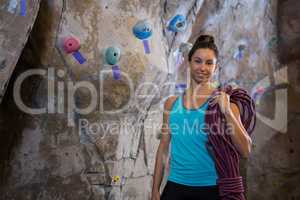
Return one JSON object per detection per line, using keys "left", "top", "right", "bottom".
{"left": 210, "top": 91, "right": 232, "bottom": 115}
{"left": 151, "top": 190, "right": 160, "bottom": 200}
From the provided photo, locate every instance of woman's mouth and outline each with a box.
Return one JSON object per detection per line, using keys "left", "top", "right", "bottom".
{"left": 197, "top": 73, "right": 208, "bottom": 77}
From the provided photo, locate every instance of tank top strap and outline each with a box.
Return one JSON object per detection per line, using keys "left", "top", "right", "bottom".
{"left": 177, "top": 94, "right": 183, "bottom": 108}
{"left": 170, "top": 95, "right": 182, "bottom": 112}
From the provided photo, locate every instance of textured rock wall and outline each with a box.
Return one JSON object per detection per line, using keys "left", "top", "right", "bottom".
{"left": 0, "top": 0, "right": 299, "bottom": 200}
{"left": 247, "top": 0, "right": 300, "bottom": 199}
{"left": 0, "top": 0, "right": 41, "bottom": 102}
{"left": 0, "top": 0, "right": 203, "bottom": 199}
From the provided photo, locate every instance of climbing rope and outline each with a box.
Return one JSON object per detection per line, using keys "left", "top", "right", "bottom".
{"left": 205, "top": 84, "right": 256, "bottom": 200}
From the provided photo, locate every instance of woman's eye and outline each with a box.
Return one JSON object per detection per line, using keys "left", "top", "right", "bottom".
{"left": 206, "top": 61, "right": 214, "bottom": 65}
{"left": 195, "top": 60, "right": 202, "bottom": 63}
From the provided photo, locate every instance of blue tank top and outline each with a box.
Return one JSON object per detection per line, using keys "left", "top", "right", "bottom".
{"left": 167, "top": 94, "right": 218, "bottom": 186}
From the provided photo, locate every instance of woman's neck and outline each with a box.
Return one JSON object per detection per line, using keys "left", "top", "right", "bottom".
{"left": 188, "top": 79, "right": 215, "bottom": 98}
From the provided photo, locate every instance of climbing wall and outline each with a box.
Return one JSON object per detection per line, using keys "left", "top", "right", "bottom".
{"left": 0, "top": 0, "right": 299, "bottom": 200}
{"left": 0, "top": 0, "right": 203, "bottom": 199}
{"left": 0, "top": 0, "right": 41, "bottom": 102}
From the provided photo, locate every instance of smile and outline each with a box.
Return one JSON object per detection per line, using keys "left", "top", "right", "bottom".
{"left": 197, "top": 73, "right": 208, "bottom": 77}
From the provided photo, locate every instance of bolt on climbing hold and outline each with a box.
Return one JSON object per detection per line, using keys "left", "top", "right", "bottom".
{"left": 63, "top": 36, "right": 86, "bottom": 64}
{"left": 133, "top": 20, "right": 153, "bottom": 54}
{"left": 168, "top": 14, "right": 187, "bottom": 33}
{"left": 104, "top": 46, "right": 121, "bottom": 80}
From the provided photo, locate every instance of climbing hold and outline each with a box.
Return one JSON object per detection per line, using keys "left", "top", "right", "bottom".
{"left": 20, "top": 0, "right": 27, "bottom": 16}
{"left": 105, "top": 46, "right": 121, "bottom": 65}
{"left": 6, "top": 0, "right": 26, "bottom": 16}
{"left": 111, "top": 175, "right": 126, "bottom": 186}
{"left": 175, "top": 83, "right": 187, "bottom": 93}
{"left": 132, "top": 20, "right": 153, "bottom": 40}
{"left": 175, "top": 83, "right": 187, "bottom": 90}
{"left": 142, "top": 40, "right": 151, "bottom": 54}
{"left": 225, "top": 81, "right": 239, "bottom": 89}
{"left": 175, "top": 50, "right": 183, "bottom": 68}
{"left": 112, "top": 175, "right": 120, "bottom": 183}
{"left": 63, "top": 36, "right": 86, "bottom": 64}
{"left": 174, "top": 42, "right": 192, "bottom": 72}
{"left": 179, "top": 42, "right": 193, "bottom": 53}
{"left": 256, "top": 86, "right": 265, "bottom": 94}
{"left": 6, "top": 0, "right": 18, "bottom": 14}
{"left": 112, "top": 65, "right": 121, "bottom": 80}
{"left": 252, "top": 86, "right": 264, "bottom": 103}
{"left": 63, "top": 37, "right": 80, "bottom": 53}
{"left": 211, "top": 80, "right": 220, "bottom": 88}
{"left": 133, "top": 20, "right": 152, "bottom": 54}
{"left": 168, "top": 14, "right": 187, "bottom": 33}
{"left": 233, "top": 44, "right": 246, "bottom": 61}
{"left": 267, "top": 36, "right": 278, "bottom": 48}
{"left": 172, "top": 49, "right": 183, "bottom": 73}
{"left": 104, "top": 46, "right": 122, "bottom": 80}
{"left": 121, "top": 176, "right": 126, "bottom": 185}
{"left": 72, "top": 51, "right": 86, "bottom": 64}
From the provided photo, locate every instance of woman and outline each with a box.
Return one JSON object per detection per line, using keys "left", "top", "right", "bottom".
{"left": 151, "top": 35, "right": 253, "bottom": 200}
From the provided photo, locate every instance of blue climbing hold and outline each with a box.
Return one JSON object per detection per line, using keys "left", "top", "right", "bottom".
{"left": 105, "top": 46, "right": 121, "bottom": 65}
{"left": 168, "top": 14, "right": 187, "bottom": 33}
{"left": 132, "top": 20, "right": 153, "bottom": 40}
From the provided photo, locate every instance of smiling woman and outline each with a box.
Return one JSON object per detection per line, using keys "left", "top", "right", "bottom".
{"left": 151, "top": 35, "right": 256, "bottom": 200}
{"left": 152, "top": 35, "right": 222, "bottom": 200}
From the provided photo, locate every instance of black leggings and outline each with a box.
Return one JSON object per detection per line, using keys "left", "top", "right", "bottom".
{"left": 161, "top": 181, "right": 220, "bottom": 200}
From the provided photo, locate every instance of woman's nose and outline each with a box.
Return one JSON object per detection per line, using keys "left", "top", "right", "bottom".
{"left": 199, "top": 63, "right": 208, "bottom": 71}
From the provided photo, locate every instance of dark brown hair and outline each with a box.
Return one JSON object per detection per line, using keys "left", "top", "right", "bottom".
{"left": 188, "top": 35, "right": 219, "bottom": 61}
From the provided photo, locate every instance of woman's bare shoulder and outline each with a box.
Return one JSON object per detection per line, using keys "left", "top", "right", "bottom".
{"left": 164, "top": 95, "right": 179, "bottom": 111}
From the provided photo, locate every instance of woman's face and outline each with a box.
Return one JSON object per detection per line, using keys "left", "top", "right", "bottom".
{"left": 189, "top": 48, "right": 217, "bottom": 84}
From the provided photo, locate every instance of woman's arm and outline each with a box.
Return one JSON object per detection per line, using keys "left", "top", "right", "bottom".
{"left": 151, "top": 96, "right": 176, "bottom": 199}
{"left": 212, "top": 91, "right": 253, "bottom": 158}
{"left": 224, "top": 102, "right": 253, "bottom": 158}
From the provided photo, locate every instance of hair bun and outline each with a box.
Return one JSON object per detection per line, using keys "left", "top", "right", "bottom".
{"left": 195, "top": 35, "right": 215, "bottom": 44}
